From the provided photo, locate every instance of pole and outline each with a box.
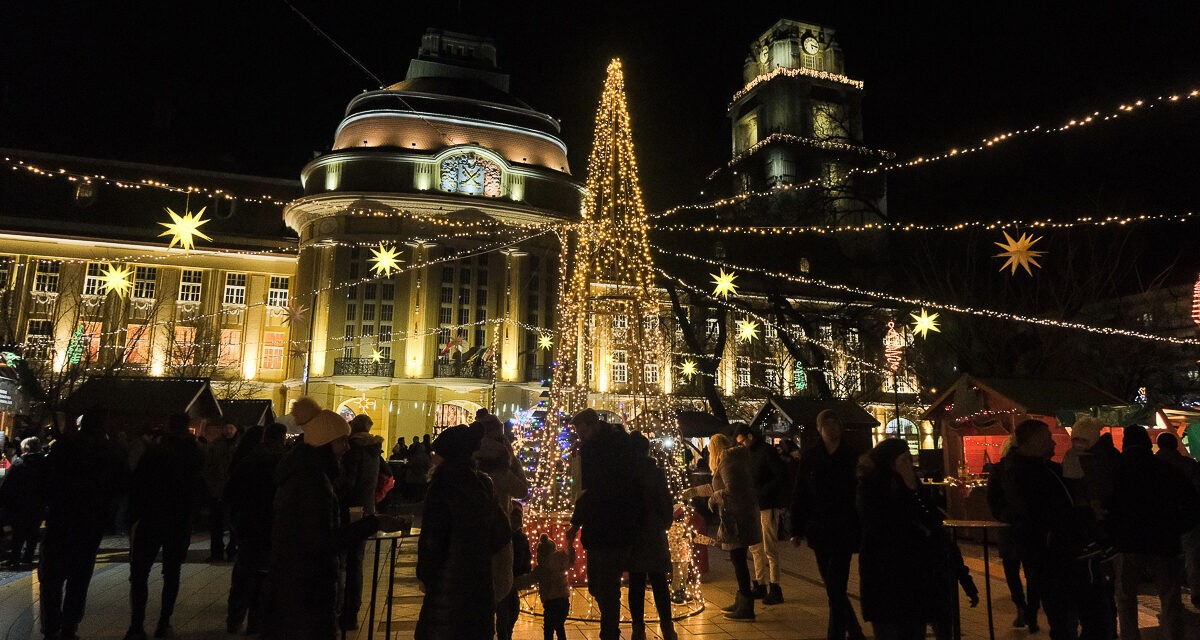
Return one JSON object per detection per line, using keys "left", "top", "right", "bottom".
{"left": 892, "top": 371, "right": 901, "bottom": 442}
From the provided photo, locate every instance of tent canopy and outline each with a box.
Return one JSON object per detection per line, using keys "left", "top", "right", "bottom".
{"left": 63, "top": 376, "right": 221, "bottom": 435}
{"left": 749, "top": 396, "right": 879, "bottom": 435}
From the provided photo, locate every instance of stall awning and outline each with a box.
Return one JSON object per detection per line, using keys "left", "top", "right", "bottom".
{"left": 219, "top": 399, "right": 275, "bottom": 428}
{"left": 676, "top": 410, "right": 730, "bottom": 438}
{"left": 64, "top": 376, "right": 222, "bottom": 422}
{"left": 749, "top": 396, "right": 879, "bottom": 434}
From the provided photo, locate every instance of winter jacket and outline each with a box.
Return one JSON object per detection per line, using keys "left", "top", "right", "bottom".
{"left": 791, "top": 442, "right": 861, "bottom": 553}
{"left": 129, "top": 430, "right": 204, "bottom": 530}
{"left": 516, "top": 549, "right": 571, "bottom": 601}
{"left": 571, "top": 428, "right": 641, "bottom": 550}
{"left": 1157, "top": 447, "right": 1200, "bottom": 494}
{"left": 338, "top": 432, "right": 383, "bottom": 516}
{"left": 43, "top": 429, "right": 127, "bottom": 540}
{"left": 203, "top": 435, "right": 237, "bottom": 499}
{"left": 266, "top": 443, "right": 378, "bottom": 640}
{"left": 627, "top": 453, "right": 674, "bottom": 573}
{"left": 226, "top": 444, "right": 283, "bottom": 546}
{"left": 474, "top": 435, "right": 529, "bottom": 509}
{"left": 998, "top": 454, "right": 1085, "bottom": 565}
{"left": 416, "top": 457, "right": 510, "bottom": 640}
{"left": 857, "top": 478, "right": 945, "bottom": 625}
{"left": 1110, "top": 446, "right": 1200, "bottom": 555}
{"left": 691, "top": 446, "right": 761, "bottom": 550}
{"left": 0, "top": 450, "right": 49, "bottom": 522}
{"left": 744, "top": 439, "right": 791, "bottom": 509}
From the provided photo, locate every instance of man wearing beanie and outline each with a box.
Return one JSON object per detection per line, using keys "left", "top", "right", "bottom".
{"left": 266, "top": 409, "right": 404, "bottom": 639}
{"left": 416, "top": 423, "right": 511, "bottom": 640}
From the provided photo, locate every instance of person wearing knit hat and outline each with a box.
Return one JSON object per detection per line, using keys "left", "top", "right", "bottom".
{"left": 1063, "top": 417, "right": 1104, "bottom": 479}
{"left": 514, "top": 534, "right": 572, "bottom": 640}
{"left": 266, "top": 410, "right": 403, "bottom": 638}
{"left": 416, "top": 423, "right": 511, "bottom": 639}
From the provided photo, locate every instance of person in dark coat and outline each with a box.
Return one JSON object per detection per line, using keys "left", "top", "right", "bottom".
{"left": 416, "top": 422, "right": 511, "bottom": 640}
{"left": 1110, "top": 426, "right": 1200, "bottom": 640}
{"left": 266, "top": 409, "right": 402, "bottom": 640}
{"left": 225, "top": 423, "right": 286, "bottom": 634}
{"left": 124, "top": 414, "right": 205, "bottom": 640}
{"left": 39, "top": 409, "right": 128, "bottom": 640}
{"left": 336, "top": 413, "right": 384, "bottom": 631}
{"left": 203, "top": 422, "right": 238, "bottom": 562}
{"left": 683, "top": 433, "right": 761, "bottom": 621}
{"left": 986, "top": 436, "right": 1040, "bottom": 631}
{"left": 856, "top": 438, "right": 946, "bottom": 640}
{"left": 496, "top": 502, "right": 531, "bottom": 640}
{"left": 1000, "top": 419, "right": 1110, "bottom": 640}
{"left": 734, "top": 423, "right": 789, "bottom": 604}
{"left": 626, "top": 431, "right": 677, "bottom": 640}
{"left": 1155, "top": 431, "right": 1200, "bottom": 608}
{"left": 390, "top": 436, "right": 409, "bottom": 460}
{"left": 566, "top": 409, "right": 642, "bottom": 639}
{"left": 1, "top": 436, "right": 49, "bottom": 567}
{"left": 791, "top": 410, "right": 867, "bottom": 640}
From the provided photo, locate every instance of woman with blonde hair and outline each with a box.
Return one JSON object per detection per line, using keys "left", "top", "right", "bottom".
{"left": 683, "top": 433, "right": 760, "bottom": 620}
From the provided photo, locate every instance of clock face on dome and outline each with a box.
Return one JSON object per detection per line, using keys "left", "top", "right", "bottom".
{"left": 802, "top": 36, "right": 820, "bottom": 54}
{"left": 440, "top": 152, "right": 502, "bottom": 197}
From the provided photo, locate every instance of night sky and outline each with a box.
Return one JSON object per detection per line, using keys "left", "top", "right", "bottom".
{"left": 4, "top": 0, "right": 1200, "bottom": 221}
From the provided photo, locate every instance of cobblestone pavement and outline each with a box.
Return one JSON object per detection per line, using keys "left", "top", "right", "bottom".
{"left": 1, "top": 533, "right": 1194, "bottom": 639}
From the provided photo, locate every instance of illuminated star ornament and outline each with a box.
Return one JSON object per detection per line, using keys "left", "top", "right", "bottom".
{"left": 679, "top": 359, "right": 698, "bottom": 378}
{"left": 370, "top": 349, "right": 384, "bottom": 363}
{"left": 369, "top": 242, "right": 403, "bottom": 277}
{"left": 711, "top": 268, "right": 739, "bottom": 299}
{"left": 281, "top": 303, "right": 310, "bottom": 326}
{"left": 910, "top": 308, "right": 941, "bottom": 339}
{"left": 735, "top": 319, "right": 760, "bottom": 342}
{"left": 158, "top": 207, "right": 213, "bottom": 251}
{"left": 994, "top": 231, "right": 1046, "bottom": 276}
{"left": 99, "top": 263, "right": 134, "bottom": 297}
{"left": 537, "top": 334, "right": 554, "bottom": 350}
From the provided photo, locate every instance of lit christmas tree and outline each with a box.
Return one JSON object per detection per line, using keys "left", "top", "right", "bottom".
{"left": 525, "top": 59, "right": 703, "bottom": 616}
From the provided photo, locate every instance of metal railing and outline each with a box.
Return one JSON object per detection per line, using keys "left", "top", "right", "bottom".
{"left": 333, "top": 357, "right": 396, "bottom": 377}
{"left": 434, "top": 360, "right": 493, "bottom": 379}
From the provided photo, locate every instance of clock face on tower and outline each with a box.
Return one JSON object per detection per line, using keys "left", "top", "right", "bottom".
{"left": 802, "top": 36, "right": 820, "bottom": 55}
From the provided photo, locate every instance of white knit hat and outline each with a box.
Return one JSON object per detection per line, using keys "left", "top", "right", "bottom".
{"left": 303, "top": 410, "right": 350, "bottom": 447}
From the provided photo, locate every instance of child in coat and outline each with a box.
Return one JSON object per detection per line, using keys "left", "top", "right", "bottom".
{"left": 516, "top": 534, "right": 572, "bottom": 640}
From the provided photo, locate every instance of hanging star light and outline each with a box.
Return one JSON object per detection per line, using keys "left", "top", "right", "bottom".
{"left": 994, "top": 231, "right": 1046, "bottom": 276}
{"left": 99, "top": 263, "right": 134, "bottom": 297}
{"left": 711, "top": 268, "right": 739, "bottom": 299}
{"left": 735, "top": 319, "right": 760, "bottom": 342}
{"left": 537, "top": 334, "right": 554, "bottom": 350}
{"left": 369, "top": 242, "right": 403, "bottom": 277}
{"left": 910, "top": 308, "right": 941, "bottom": 339}
{"left": 679, "top": 359, "right": 698, "bottom": 378}
{"left": 370, "top": 348, "right": 384, "bottom": 363}
{"left": 282, "top": 303, "right": 310, "bottom": 326}
{"left": 158, "top": 206, "right": 213, "bottom": 251}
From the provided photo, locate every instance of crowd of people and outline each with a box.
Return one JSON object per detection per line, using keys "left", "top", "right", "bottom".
{"left": 4, "top": 403, "right": 1200, "bottom": 640}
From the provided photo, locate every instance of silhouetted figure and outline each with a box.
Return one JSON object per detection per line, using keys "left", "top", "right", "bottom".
{"left": 496, "top": 503, "right": 530, "bottom": 640}
{"left": 1, "top": 437, "right": 49, "bottom": 567}
{"left": 40, "top": 410, "right": 128, "bottom": 640}
{"left": 203, "top": 423, "right": 238, "bottom": 562}
{"left": 390, "top": 436, "right": 409, "bottom": 460}
{"left": 225, "top": 423, "right": 286, "bottom": 634}
{"left": 124, "top": 414, "right": 204, "bottom": 640}
{"left": 626, "top": 431, "right": 677, "bottom": 640}
{"left": 516, "top": 534, "right": 572, "bottom": 640}
{"left": 987, "top": 436, "right": 1040, "bottom": 631}
{"left": 336, "top": 413, "right": 383, "bottom": 631}
{"left": 1155, "top": 431, "right": 1200, "bottom": 608}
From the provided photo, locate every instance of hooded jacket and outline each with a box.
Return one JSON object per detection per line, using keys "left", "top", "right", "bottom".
{"left": 338, "top": 431, "right": 384, "bottom": 516}
{"left": 129, "top": 430, "right": 204, "bottom": 529}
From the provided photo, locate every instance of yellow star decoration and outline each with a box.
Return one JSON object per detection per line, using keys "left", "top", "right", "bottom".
{"left": 994, "top": 231, "right": 1046, "bottom": 276}
{"left": 98, "top": 263, "right": 133, "bottom": 297}
{"left": 735, "top": 319, "right": 760, "bottom": 342}
{"left": 910, "top": 308, "right": 941, "bottom": 339}
{"left": 369, "top": 242, "right": 403, "bottom": 277}
{"left": 370, "top": 349, "right": 384, "bottom": 363}
{"left": 711, "top": 268, "right": 739, "bottom": 299}
{"left": 679, "top": 359, "right": 698, "bottom": 378}
{"left": 537, "top": 334, "right": 554, "bottom": 350}
{"left": 158, "top": 207, "right": 213, "bottom": 251}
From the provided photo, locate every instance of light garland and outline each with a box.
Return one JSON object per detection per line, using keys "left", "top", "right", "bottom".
{"left": 651, "top": 211, "right": 1199, "bottom": 235}
{"left": 729, "top": 66, "right": 865, "bottom": 107}
{"left": 1191, "top": 273, "right": 1200, "bottom": 327}
{"left": 883, "top": 322, "right": 903, "bottom": 372}
{"left": 658, "top": 248, "right": 1200, "bottom": 346}
{"left": 717, "top": 133, "right": 893, "bottom": 177}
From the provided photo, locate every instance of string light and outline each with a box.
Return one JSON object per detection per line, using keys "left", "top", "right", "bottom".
{"left": 658, "top": 248, "right": 1200, "bottom": 346}
{"left": 884, "top": 322, "right": 903, "bottom": 372}
{"left": 718, "top": 133, "right": 893, "bottom": 176}
{"left": 1193, "top": 273, "right": 1200, "bottom": 327}
{"left": 729, "top": 66, "right": 865, "bottom": 106}
{"left": 651, "top": 211, "right": 1199, "bottom": 235}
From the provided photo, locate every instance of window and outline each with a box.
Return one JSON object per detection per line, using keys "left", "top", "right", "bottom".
{"left": 765, "top": 323, "right": 778, "bottom": 340}
{"left": 218, "top": 329, "right": 241, "bottom": 366}
{"left": 346, "top": 304, "right": 356, "bottom": 321}
{"left": 440, "top": 287, "right": 454, "bottom": 304}
{"left": 223, "top": 273, "right": 247, "bottom": 305}
{"left": 477, "top": 307, "right": 487, "bottom": 322}
{"left": 818, "top": 324, "right": 833, "bottom": 342}
{"left": 362, "top": 304, "right": 375, "bottom": 321}
{"left": 476, "top": 288, "right": 487, "bottom": 305}
{"left": 736, "top": 357, "right": 750, "bottom": 388}
{"left": 611, "top": 351, "right": 628, "bottom": 384}
{"left": 441, "top": 266, "right": 455, "bottom": 283}
{"left": 644, "top": 363, "right": 659, "bottom": 384}
{"left": 438, "top": 307, "right": 452, "bottom": 324}
{"left": 171, "top": 326, "right": 196, "bottom": 366}
{"left": 529, "top": 274, "right": 539, "bottom": 291}
{"left": 458, "top": 308, "right": 470, "bottom": 325}
{"left": 459, "top": 288, "right": 471, "bottom": 305}
{"left": 261, "top": 331, "right": 285, "bottom": 370}
{"left": 477, "top": 269, "right": 487, "bottom": 286}
{"left": 268, "top": 276, "right": 289, "bottom": 307}
{"left": 179, "top": 269, "right": 203, "bottom": 302}
{"left": 706, "top": 317, "right": 719, "bottom": 335}
{"left": 459, "top": 269, "right": 471, "bottom": 285}
{"left": 345, "top": 285, "right": 357, "bottom": 300}
{"left": 34, "top": 260, "right": 60, "bottom": 293}
{"left": 585, "top": 362, "right": 594, "bottom": 382}
{"left": 380, "top": 304, "right": 393, "bottom": 321}
{"left": 764, "top": 365, "right": 780, "bottom": 389}
{"left": 379, "top": 325, "right": 392, "bottom": 343}
{"left": 474, "top": 328, "right": 485, "bottom": 347}
{"left": 125, "top": 324, "right": 149, "bottom": 364}
{"left": 846, "top": 328, "right": 860, "bottom": 348}
{"left": 613, "top": 315, "right": 628, "bottom": 329}
{"left": 380, "top": 346, "right": 391, "bottom": 360}
{"left": 0, "top": 256, "right": 11, "bottom": 287}
{"left": 133, "top": 266, "right": 157, "bottom": 299}
{"left": 82, "top": 263, "right": 105, "bottom": 296}
{"left": 381, "top": 284, "right": 394, "bottom": 300}
{"left": 343, "top": 326, "right": 356, "bottom": 358}
{"left": 361, "top": 325, "right": 374, "bottom": 337}
{"left": 363, "top": 283, "right": 376, "bottom": 300}
{"left": 26, "top": 320, "right": 54, "bottom": 359}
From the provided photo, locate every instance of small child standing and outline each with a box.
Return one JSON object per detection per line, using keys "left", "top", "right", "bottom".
{"left": 516, "top": 534, "right": 572, "bottom": 640}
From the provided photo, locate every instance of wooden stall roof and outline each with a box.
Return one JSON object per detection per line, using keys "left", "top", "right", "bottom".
{"left": 64, "top": 376, "right": 222, "bottom": 421}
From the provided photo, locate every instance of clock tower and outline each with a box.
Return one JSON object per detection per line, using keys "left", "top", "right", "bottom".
{"left": 718, "top": 19, "right": 890, "bottom": 225}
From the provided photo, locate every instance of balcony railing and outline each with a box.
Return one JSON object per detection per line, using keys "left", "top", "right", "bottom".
{"left": 524, "top": 364, "right": 553, "bottom": 382}
{"left": 333, "top": 357, "right": 395, "bottom": 377}
{"left": 435, "top": 360, "right": 494, "bottom": 379}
